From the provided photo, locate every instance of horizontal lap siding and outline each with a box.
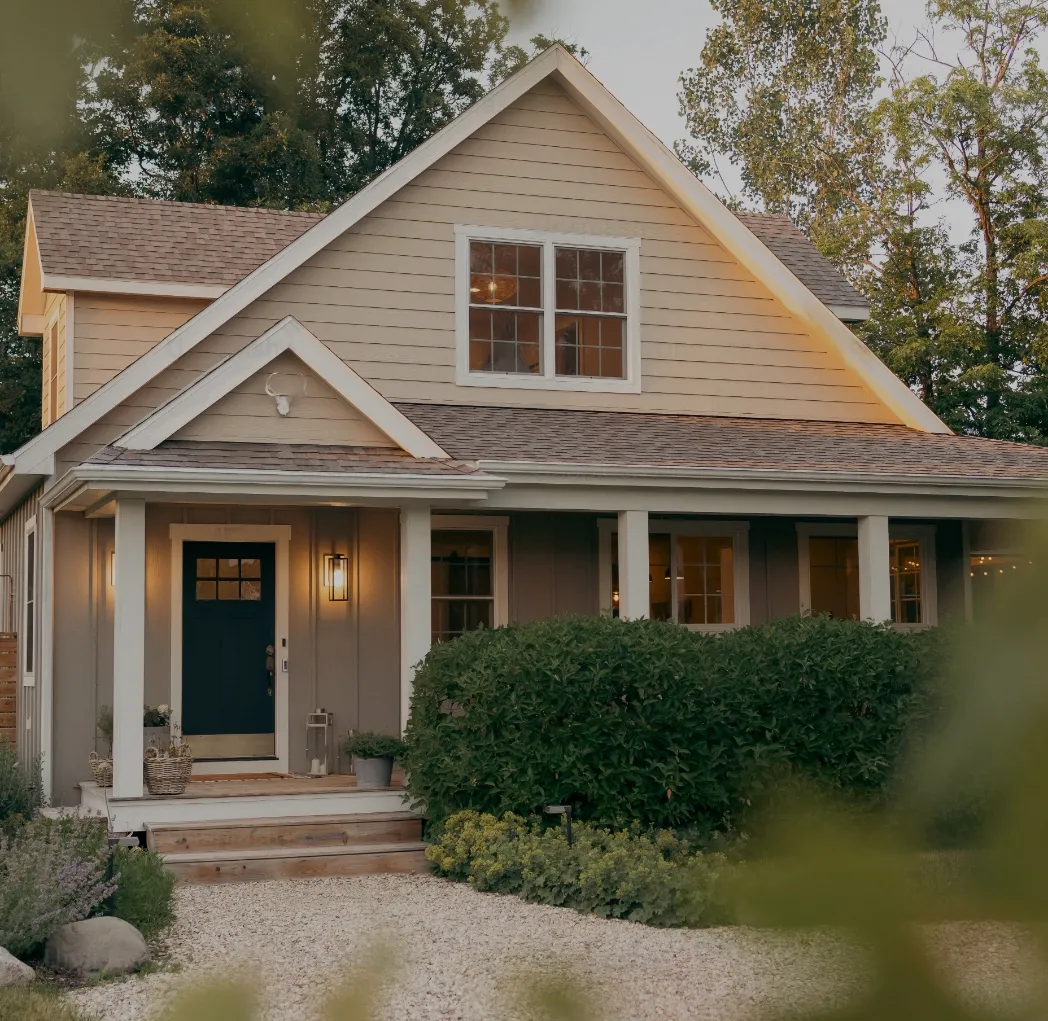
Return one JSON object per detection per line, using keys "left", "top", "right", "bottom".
{"left": 194, "top": 80, "right": 894, "bottom": 424}
{"left": 73, "top": 294, "right": 209, "bottom": 403}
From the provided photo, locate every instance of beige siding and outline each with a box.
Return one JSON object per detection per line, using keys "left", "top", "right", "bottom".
{"left": 172, "top": 352, "right": 397, "bottom": 446}
{"left": 40, "top": 292, "right": 66, "bottom": 425}
{"left": 73, "top": 294, "right": 209, "bottom": 404}
{"left": 0, "top": 489, "right": 43, "bottom": 768}
{"left": 81, "top": 79, "right": 899, "bottom": 447}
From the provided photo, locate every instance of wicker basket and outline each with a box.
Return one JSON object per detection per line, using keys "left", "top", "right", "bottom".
{"left": 143, "top": 745, "right": 193, "bottom": 796}
{"left": 89, "top": 752, "right": 113, "bottom": 788}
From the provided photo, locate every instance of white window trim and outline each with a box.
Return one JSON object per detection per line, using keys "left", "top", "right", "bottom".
{"left": 597, "top": 518, "right": 750, "bottom": 631}
{"left": 22, "top": 516, "right": 36, "bottom": 686}
{"left": 454, "top": 224, "right": 642, "bottom": 394}
{"left": 169, "top": 524, "right": 291, "bottom": 776}
{"left": 431, "top": 515, "right": 509, "bottom": 631}
{"left": 796, "top": 522, "right": 938, "bottom": 628}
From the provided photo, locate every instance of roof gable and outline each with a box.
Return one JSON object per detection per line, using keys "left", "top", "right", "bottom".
{"left": 114, "top": 316, "right": 447, "bottom": 458}
{"left": 3, "top": 45, "right": 947, "bottom": 481}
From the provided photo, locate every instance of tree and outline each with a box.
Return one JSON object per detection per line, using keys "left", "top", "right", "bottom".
{"left": 491, "top": 33, "right": 590, "bottom": 83}
{"left": 679, "top": 0, "right": 1048, "bottom": 442}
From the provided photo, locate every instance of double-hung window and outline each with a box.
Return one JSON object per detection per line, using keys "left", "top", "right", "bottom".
{"left": 23, "top": 517, "right": 35, "bottom": 684}
{"left": 430, "top": 516, "right": 508, "bottom": 644}
{"left": 456, "top": 225, "right": 640, "bottom": 393}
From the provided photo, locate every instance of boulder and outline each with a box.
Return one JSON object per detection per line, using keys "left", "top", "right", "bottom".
{"left": 44, "top": 917, "right": 150, "bottom": 976}
{"left": 0, "top": 946, "right": 34, "bottom": 984}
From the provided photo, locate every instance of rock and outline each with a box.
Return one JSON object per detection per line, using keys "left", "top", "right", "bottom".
{"left": 0, "top": 946, "right": 34, "bottom": 984}
{"left": 44, "top": 917, "right": 150, "bottom": 976}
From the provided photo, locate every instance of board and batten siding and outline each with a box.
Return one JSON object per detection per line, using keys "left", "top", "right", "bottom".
{"left": 66, "top": 78, "right": 900, "bottom": 465}
{"left": 0, "top": 489, "right": 43, "bottom": 767}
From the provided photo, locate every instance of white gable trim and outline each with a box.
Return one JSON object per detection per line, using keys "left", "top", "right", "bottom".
{"left": 40, "top": 275, "right": 227, "bottom": 300}
{"left": 4, "top": 46, "right": 947, "bottom": 478}
{"left": 114, "top": 316, "right": 449, "bottom": 458}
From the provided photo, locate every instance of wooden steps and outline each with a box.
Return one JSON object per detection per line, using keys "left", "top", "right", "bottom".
{"left": 146, "top": 811, "right": 429, "bottom": 883}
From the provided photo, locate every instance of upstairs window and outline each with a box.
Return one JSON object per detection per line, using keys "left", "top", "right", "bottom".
{"left": 456, "top": 226, "right": 640, "bottom": 393}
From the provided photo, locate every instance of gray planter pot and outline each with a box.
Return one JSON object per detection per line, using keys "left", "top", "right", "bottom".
{"left": 353, "top": 755, "right": 394, "bottom": 789}
{"left": 143, "top": 726, "right": 170, "bottom": 751}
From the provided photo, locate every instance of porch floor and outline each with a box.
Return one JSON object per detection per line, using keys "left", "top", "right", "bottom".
{"left": 156, "top": 770, "right": 405, "bottom": 800}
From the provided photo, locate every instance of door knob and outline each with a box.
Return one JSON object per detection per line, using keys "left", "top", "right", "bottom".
{"left": 265, "top": 645, "right": 275, "bottom": 696}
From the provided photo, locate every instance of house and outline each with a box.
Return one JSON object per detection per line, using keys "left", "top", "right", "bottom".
{"left": 1, "top": 46, "right": 1046, "bottom": 846}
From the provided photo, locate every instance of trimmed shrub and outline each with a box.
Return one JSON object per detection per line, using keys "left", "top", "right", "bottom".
{"left": 111, "top": 846, "right": 175, "bottom": 940}
{"left": 0, "top": 815, "right": 116, "bottom": 957}
{"left": 405, "top": 615, "right": 945, "bottom": 835}
{"left": 0, "top": 740, "right": 42, "bottom": 835}
{"left": 427, "top": 810, "right": 733, "bottom": 927}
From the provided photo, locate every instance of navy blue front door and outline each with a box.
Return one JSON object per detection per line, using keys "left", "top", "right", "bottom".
{"left": 182, "top": 542, "right": 276, "bottom": 742}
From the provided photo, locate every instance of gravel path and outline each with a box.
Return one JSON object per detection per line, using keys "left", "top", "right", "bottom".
{"left": 67, "top": 875, "right": 1042, "bottom": 1021}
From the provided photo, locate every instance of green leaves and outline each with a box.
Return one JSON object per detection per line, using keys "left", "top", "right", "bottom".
{"left": 404, "top": 615, "right": 944, "bottom": 838}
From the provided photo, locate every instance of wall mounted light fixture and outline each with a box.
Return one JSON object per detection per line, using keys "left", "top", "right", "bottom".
{"left": 324, "top": 553, "right": 349, "bottom": 601}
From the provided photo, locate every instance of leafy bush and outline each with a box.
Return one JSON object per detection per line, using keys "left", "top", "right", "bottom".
{"left": 344, "top": 732, "right": 405, "bottom": 759}
{"left": 405, "top": 615, "right": 945, "bottom": 836}
{"left": 428, "top": 810, "right": 733, "bottom": 927}
{"left": 0, "top": 740, "right": 42, "bottom": 834}
{"left": 111, "top": 846, "right": 175, "bottom": 939}
{"left": 0, "top": 816, "right": 116, "bottom": 957}
{"left": 0, "top": 987, "right": 92, "bottom": 1021}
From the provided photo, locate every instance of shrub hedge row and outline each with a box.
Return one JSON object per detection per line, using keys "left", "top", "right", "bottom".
{"left": 404, "top": 615, "right": 945, "bottom": 836}
{"left": 427, "top": 810, "right": 734, "bottom": 927}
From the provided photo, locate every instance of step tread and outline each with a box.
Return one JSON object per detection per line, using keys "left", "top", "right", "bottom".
{"left": 145, "top": 811, "right": 418, "bottom": 834}
{"left": 162, "top": 840, "right": 428, "bottom": 864}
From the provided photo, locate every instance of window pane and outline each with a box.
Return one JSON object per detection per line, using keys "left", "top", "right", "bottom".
{"left": 677, "top": 536, "right": 734, "bottom": 625}
{"left": 468, "top": 307, "right": 542, "bottom": 374}
{"left": 241, "top": 580, "right": 262, "bottom": 601}
{"left": 431, "top": 529, "right": 496, "bottom": 643}
{"left": 25, "top": 531, "right": 34, "bottom": 602}
{"left": 809, "top": 538, "right": 860, "bottom": 620}
{"left": 890, "top": 539, "right": 923, "bottom": 625}
{"left": 555, "top": 315, "right": 625, "bottom": 379}
{"left": 469, "top": 241, "right": 541, "bottom": 309}
{"left": 195, "top": 580, "right": 217, "bottom": 601}
{"left": 218, "top": 580, "right": 240, "bottom": 600}
{"left": 196, "top": 558, "right": 217, "bottom": 579}
{"left": 432, "top": 598, "right": 494, "bottom": 644}
{"left": 602, "top": 251, "right": 624, "bottom": 284}
{"left": 240, "top": 558, "right": 261, "bottom": 579}
{"left": 555, "top": 248, "right": 628, "bottom": 314}
{"left": 218, "top": 558, "right": 240, "bottom": 579}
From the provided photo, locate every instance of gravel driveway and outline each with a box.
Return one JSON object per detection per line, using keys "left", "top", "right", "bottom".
{"left": 68, "top": 875, "right": 1041, "bottom": 1021}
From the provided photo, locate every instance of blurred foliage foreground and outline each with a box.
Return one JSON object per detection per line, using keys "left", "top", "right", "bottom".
{"left": 84, "top": 524, "right": 1048, "bottom": 1018}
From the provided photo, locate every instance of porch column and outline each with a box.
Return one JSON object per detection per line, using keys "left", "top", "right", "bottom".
{"left": 617, "top": 510, "right": 649, "bottom": 620}
{"left": 858, "top": 515, "right": 891, "bottom": 622}
{"left": 112, "top": 498, "right": 146, "bottom": 799}
{"left": 400, "top": 504, "right": 431, "bottom": 733}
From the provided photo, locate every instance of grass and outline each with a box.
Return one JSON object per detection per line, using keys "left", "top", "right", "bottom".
{"left": 0, "top": 986, "right": 95, "bottom": 1021}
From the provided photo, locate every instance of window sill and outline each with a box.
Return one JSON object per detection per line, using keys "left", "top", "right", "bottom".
{"left": 456, "top": 369, "right": 640, "bottom": 394}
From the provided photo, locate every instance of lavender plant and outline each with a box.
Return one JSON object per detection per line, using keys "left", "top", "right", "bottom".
{"left": 0, "top": 816, "right": 116, "bottom": 957}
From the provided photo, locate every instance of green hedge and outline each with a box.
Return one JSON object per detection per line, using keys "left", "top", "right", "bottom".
{"left": 427, "top": 810, "right": 734, "bottom": 927}
{"left": 404, "top": 615, "right": 945, "bottom": 835}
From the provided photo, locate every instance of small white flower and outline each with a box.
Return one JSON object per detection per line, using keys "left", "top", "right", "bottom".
{"left": 157, "top": 704, "right": 170, "bottom": 716}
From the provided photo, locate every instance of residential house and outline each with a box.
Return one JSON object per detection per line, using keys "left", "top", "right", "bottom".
{"left": 1, "top": 47, "right": 1045, "bottom": 843}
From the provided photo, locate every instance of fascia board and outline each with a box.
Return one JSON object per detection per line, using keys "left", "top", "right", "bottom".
{"left": 40, "top": 275, "right": 227, "bottom": 299}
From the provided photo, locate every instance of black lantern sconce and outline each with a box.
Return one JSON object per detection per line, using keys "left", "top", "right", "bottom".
{"left": 323, "top": 553, "right": 349, "bottom": 601}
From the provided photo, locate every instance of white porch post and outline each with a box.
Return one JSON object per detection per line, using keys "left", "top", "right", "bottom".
{"left": 112, "top": 498, "right": 146, "bottom": 798}
{"left": 617, "top": 510, "right": 649, "bottom": 620}
{"left": 400, "top": 504, "right": 431, "bottom": 733}
{"left": 858, "top": 515, "right": 891, "bottom": 622}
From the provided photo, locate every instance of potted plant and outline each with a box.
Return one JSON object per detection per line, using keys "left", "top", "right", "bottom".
{"left": 91, "top": 706, "right": 114, "bottom": 787}
{"left": 143, "top": 703, "right": 171, "bottom": 749}
{"left": 344, "top": 732, "right": 405, "bottom": 789}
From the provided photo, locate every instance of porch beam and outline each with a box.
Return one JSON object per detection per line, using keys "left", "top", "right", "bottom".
{"left": 858, "top": 514, "right": 891, "bottom": 622}
{"left": 113, "top": 498, "right": 146, "bottom": 798}
{"left": 399, "top": 504, "right": 431, "bottom": 733}
{"left": 617, "top": 510, "right": 649, "bottom": 619}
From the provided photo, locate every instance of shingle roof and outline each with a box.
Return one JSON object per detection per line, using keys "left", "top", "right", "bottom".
{"left": 30, "top": 191, "right": 323, "bottom": 288}
{"left": 736, "top": 213, "right": 868, "bottom": 314}
{"left": 30, "top": 191, "right": 866, "bottom": 315}
{"left": 395, "top": 404, "right": 1048, "bottom": 482}
{"left": 84, "top": 441, "right": 482, "bottom": 476}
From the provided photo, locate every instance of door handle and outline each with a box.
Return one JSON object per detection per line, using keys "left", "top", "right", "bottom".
{"left": 265, "top": 644, "right": 275, "bottom": 696}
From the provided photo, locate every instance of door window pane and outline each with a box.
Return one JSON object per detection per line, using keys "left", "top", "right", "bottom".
{"left": 809, "top": 537, "right": 860, "bottom": 620}
{"left": 432, "top": 530, "right": 495, "bottom": 643}
{"left": 195, "top": 557, "right": 262, "bottom": 601}
{"left": 195, "top": 580, "right": 217, "bottom": 601}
